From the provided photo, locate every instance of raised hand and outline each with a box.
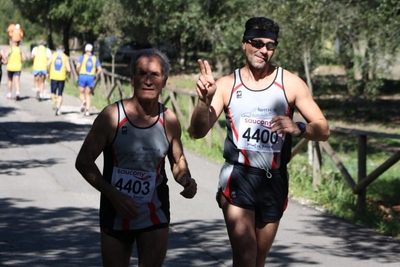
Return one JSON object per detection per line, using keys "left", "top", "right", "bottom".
{"left": 196, "top": 59, "right": 216, "bottom": 103}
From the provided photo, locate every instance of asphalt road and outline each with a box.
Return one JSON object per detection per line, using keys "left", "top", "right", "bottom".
{"left": 0, "top": 63, "right": 399, "bottom": 267}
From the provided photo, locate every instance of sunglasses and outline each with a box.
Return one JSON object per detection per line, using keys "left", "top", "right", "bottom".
{"left": 246, "top": 39, "right": 278, "bottom": 50}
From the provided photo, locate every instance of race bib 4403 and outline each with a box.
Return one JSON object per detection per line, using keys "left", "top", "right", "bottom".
{"left": 111, "top": 167, "right": 156, "bottom": 203}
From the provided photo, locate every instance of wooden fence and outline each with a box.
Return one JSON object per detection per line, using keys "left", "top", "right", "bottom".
{"left": 74, "top": 63, "right": 400, "bottom": 211}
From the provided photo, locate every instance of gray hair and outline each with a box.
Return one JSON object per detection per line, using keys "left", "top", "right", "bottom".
{"left": 130, "top": 48, "right": 171, "bottom": 80}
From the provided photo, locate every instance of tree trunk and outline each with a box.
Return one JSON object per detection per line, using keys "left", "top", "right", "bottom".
{"left": 62, "top": 19, "right": 73, "bottom": 56}
{"left": 46, "top": 17, "right": 54, "bottom": 50}
{"left": 303, "top": 49, "right": 314, "bottom": 166}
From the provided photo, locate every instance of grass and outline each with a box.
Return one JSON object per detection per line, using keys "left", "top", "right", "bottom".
{"left": 64, "top": 71, "right": 400, "bottom": 239}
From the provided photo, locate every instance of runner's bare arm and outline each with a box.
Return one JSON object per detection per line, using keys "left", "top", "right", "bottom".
{"left": 165, "top": 109, "right": 197, "bottom": 198}
{"left": 190, "top": 60, "right": 227, "bottom": 138}
{"left": 75, "top": 104, "right": 140, "bottom": 218}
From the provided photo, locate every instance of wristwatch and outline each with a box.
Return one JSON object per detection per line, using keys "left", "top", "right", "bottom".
{"left": 295, "top": 122, "right": 306, "bottom": 137}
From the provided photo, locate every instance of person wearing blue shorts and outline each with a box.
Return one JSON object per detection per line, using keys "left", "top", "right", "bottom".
{"left": 31, "top": 39, "right": 52, "bottom": 101}
{"left": 76, "top": 43, "right": 102, "bottom": 116}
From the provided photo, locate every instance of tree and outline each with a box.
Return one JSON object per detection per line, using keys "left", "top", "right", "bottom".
{"left": 97, "top": 0, "right": 132, "bottom": 86}
{"left": 13, "top": 0, "right": 103, "bottom": 54}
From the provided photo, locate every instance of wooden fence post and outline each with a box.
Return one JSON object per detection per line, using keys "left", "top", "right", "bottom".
{"left": 357, "top": 135, "right": 367, "bottom": 212}
{"left": 313, "top": 141, "right": 322, "bottom": 191}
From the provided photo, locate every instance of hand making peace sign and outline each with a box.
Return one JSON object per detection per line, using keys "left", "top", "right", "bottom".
{"left": 196, "top": 59, "right": 217, "bottom": 103}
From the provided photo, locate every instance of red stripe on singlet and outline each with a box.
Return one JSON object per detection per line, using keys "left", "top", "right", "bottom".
{"left": 158, "top": 117, "right": 164, "bottom": 127}
{"left": 286, "top": 105, "right": 291, "bottom": 116}
{"left": 271, "top": 152, "right": 279, "bottom": 169}
{"left": 274, "top": 81, "right": 283, "bottom": 90}
{"left": 147, "top": 202, "right": 161, "bottom": 224}
{"left": 118, "top": 117, "right": 128, "bottom": 128}
{"left": 227, "top": 108, "right": 239, "bottom": 141}
{"left": 241, "top": 149, "right": 251, "bottom": 166}
{"left": 155, "top": 158, "right": 165, "bottom": 181}
{"left": 232, "top": 83, "right": 243, "bottom": 94}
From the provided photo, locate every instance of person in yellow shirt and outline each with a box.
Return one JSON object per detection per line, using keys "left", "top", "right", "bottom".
{"left": 76, "top": 43, "right": 102, "bottom": 116}
{"left": 3, "top": 40, "right": 27, "bottom": 100}
{"left": 31, "top": 39, "right": 52, "bottom": 101}
{"left": 47, "top": 44, "right": 71, "bottom": 116}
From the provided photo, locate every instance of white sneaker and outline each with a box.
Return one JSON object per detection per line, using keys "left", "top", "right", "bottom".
{"left": 84, "top": 110, "right": 90, "bottom": 116}
{"left": 6, "top": 93, "right": 12, "bottom": 100}
{"left": 55, "top": 109, "right": 61, "bottom": 116}
{"left": 80, "top": 101, "right": 87, "bottom": 112}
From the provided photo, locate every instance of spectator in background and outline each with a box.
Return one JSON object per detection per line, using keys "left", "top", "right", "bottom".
{"left": 10, "top": 24, "right": 23, "bottom": 44}
{"left": 31, "top": 39, "right": 52, "bottom": 101}
{"left": 47, "top": 44, "right": 71, "bottom": 116}
{"left": 76, "top": 43, "right": 102, "bottom": 116}
{"left": 7, "top": 23, "right": 15, "bottom": 40}
{"left": 3, "top": 40, "right": 27, "bottom": 100}
{"left": 0, "top": 48, "right": 5, "bottom": 88}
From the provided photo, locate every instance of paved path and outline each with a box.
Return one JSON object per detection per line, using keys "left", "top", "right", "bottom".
{"left": 0, "top": 64, "right": 399, "bottom": 267}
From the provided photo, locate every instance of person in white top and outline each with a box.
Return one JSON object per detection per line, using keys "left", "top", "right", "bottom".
{"left": 190, "top": 16, "right": 330, "bottom": 267}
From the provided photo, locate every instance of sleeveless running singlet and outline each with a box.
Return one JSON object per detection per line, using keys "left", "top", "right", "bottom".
{"left": 223, "top": 67, "right": 293, "bottom": 171}
{"left": 79, "top": 55, "right": 97, "bottom": 75}
{"left": 101, "top": 101, "right": 171, "bottom": 230}
{"left": 7, "top": 46, "right": 22, "bottom": 72}
{"left": 33, "top": 45, "right": 47, "bottom": 70}
{"left": 49, "top": 52, "right": 67, "bottom": 81}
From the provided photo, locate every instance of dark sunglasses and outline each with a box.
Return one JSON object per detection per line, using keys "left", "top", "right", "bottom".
{"left": 246, "top": 39, "right": 278, "bottom": 50}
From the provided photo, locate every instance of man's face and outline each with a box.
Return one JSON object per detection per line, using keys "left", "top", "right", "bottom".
{"left": 242, "top": 37, "right": 277, "bottom": 69}
{"left": 130, "top": 55, "right": 167, "bottom": 100}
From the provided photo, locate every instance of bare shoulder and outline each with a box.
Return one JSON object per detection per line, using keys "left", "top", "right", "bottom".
{"left": 163, "top": 106, "right": 180, "bottom": 127}
{"left": 283, "top": 69, "right": 306, "bottom": 88}
{"left": 281, "top": 68, "right": 310, "bottom": 103}
{"left": 216, "top": 72, "right": 235, "bottom": 89}
{"left": 94, "top": 103, "right": 118, "bottom": 130}
{"left": 163, "top": 106, "right": 182, "bottom": 139}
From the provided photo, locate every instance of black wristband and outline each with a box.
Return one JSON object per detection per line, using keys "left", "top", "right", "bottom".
{"left": 296, "top": 122, "right": 306, "bottom": 137}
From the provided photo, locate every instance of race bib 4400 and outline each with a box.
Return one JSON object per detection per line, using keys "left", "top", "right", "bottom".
{"left": 237, "top": 117, "right": 283, "bottom": 152}
{"left": 111, "top": 167, "right": 156, "bottom": 203}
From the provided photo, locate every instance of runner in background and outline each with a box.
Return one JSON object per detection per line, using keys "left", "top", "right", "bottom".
{"left": 10, "top": 24, "right": 23, "bottom": 44}
{"left": 76, "top": 43, "right": 102, "bottom": 116}
{"left": 47, "top": 44, "right": 71, "bottom": 115}
{"left": 3, "top": 40, "right": 27, "bottom": 100}
{"left": 31, "top": 39, "right": 52, "bottom": 101}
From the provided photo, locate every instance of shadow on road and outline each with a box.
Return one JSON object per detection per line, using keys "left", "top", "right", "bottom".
{"left": 0, "top": 120, "right": 91, "bottom": 148}
{"left": 302, "top": 213, "right": 400, "bottom": 264}
{"left": 0, "top": 198, "right": 102, "bottom": 267}
{"left": 1, "top": 197, "right": 400, "bottom": 266}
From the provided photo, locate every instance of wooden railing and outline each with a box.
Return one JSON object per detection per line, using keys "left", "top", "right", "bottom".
{"left": 72, "top": 62, "right": 400, "bottom": 211}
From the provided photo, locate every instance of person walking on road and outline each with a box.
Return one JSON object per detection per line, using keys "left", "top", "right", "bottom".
{"left": 76, "top": 48, "right": 197, "bottom": 267}
{"left": 76, "top": 43, "right": 102, "bottom": 116}
{"left": 10, "top": 23, "right": 23, "bottom": 44}
{"left": 190, "top": 16, "right": 330, "bottom": 267}
{"left": 47, "top": 44, "right": 71, "bottom": 116}
{"left": 0, "top": 48, "right": 5, "bottom": 87}
{"left": 7, "top": 23, "right": 15, "bottom": 40}
{"left": 3, "top": 40, "right": 27, "bottom": 100}
{"left": 31, "top": 39, "right": 52, "bottom": 101}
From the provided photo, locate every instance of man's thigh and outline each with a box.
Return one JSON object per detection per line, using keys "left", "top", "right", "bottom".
{"left": 101, "top": 230, "right": 133, "bottom": 267}
{"left": 136, "top": 227, "right": 169, "bottom": 267}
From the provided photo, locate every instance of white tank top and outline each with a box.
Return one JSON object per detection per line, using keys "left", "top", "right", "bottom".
{"left": 223, "top": 67, "right": 293, "bottom": 170}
